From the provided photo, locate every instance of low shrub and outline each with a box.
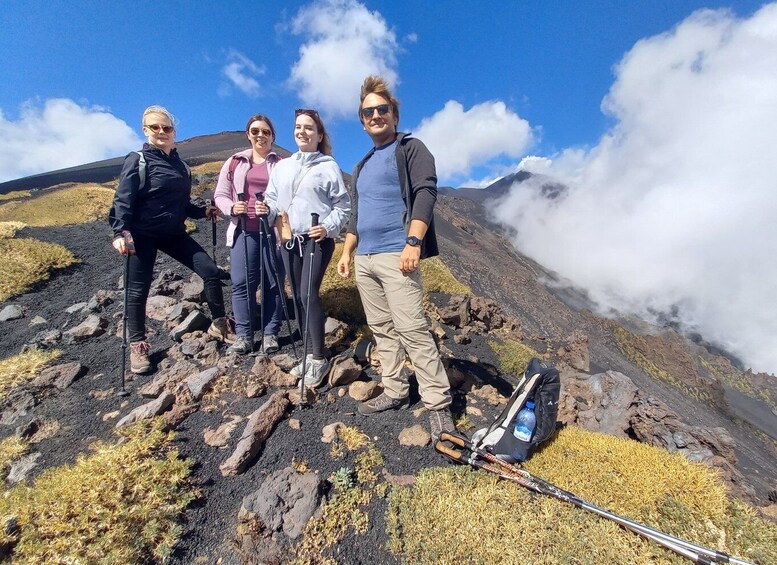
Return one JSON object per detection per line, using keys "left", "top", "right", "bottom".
{"left": 0, "top": 349, "right": 61, "bottom": 402}
{"left": 0, "top": 183, "right": 114, "bottom": 226}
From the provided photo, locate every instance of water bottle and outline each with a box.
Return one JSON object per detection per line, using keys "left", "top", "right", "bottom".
{"left": 512, "top": 400, "right": 536, "bottom": 443}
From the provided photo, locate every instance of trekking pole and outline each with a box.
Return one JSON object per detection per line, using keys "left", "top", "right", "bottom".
{"left": 256, "top": 196, "right": 266, "bottom": 356}
{"left": 206, "top": 198, "right": 217, "bottom": 264}
{"left": 298, "top": 212, "right": 319, "bottom": 404}
{"left": 257, "top": 197, "right": 299, "bottom": 361}
{"left": 236, "top": 193, "right": 254, "bottom": 353}
{"left": 435, "top": 433, "right": 755, "bottom": 565}
{"left": 117, "top": 251, "right": 131, "bottom": 397}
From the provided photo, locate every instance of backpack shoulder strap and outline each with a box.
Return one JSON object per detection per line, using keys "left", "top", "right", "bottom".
{"left": 135, "top": 151, "right": 146, "bottom": 191}
{"left": 227, "top": 155, "right": 241, "bottom": 187}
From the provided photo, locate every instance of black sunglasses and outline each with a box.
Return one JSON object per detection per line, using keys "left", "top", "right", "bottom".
{"left": 144, "top": 124, "right": 175, "bottom": 134}
{"left": 295, "top": 108, "right": 320, "bottom": 118}
{"left": 249, "top": 127, "right": 272, "bottom": 137}
{"left": 361, "top": 104, "right": 390, "bottom": 119}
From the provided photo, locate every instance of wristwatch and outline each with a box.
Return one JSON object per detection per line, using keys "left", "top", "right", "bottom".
{"left": 406, "top": 236, "right": 422, "bottom": 247}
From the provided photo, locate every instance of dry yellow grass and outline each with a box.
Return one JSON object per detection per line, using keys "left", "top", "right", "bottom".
{"left": 0, "top": 420, "right": 195, "bottom": 563}
{"left": 190, "top": 161, "right": 226, "bottom": 175}
{"left": 0, "top": 190, "right": 31, "bottom": 202}
{"left": 0, "top": 436, "right": 28, "bottom": 480}
{"left": 420, "top": 256, "right": 472, "bottom": 296}
{"left": 0, "top": 221, "right": 25, "bottom": 239}
{"left": 388, "top": 426, "right": 776, "bottom": 564}
{"left": 0, "top": 236, "right": 79, "bottom": 301}
{"left": 0, "top": 349, "right": 61, "bottom": 402}
{"left": 0, "top": 183, "right": 114, "bottom": 226}
{"left": 490, "top": 339, "right": 541, "bottom": 377}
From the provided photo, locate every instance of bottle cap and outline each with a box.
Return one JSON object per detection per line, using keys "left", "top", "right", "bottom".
{"left": 526, "top": 400, "right": 535, "bottom": 409}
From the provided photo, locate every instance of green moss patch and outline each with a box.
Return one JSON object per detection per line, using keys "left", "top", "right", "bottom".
{"left": 0, "top": 420, "right": 196, "bottom": 563}
{"left": 387, "top": 426, "right": 775, "bottom": 564}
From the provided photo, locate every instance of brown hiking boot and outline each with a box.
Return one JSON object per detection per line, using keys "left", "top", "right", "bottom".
{"left": 358, "top": 392, "right": 410, "bottom": 416}
{"left": 429, "top": 407, "right": 456, "bottom": 442}
{"left": 130, "top": 341, "right": 152, "bottom": 374}
{"left": 207, "top": 317, "right": 236, "bottom": 344}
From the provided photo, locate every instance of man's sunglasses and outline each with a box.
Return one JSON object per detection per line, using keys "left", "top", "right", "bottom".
{"left": 249, "top": 127, "right": 272, "bottom": 137}
{"left": 361, "top": 104, "right": 390, "bottom": 119}
{"left": 144, "top": 124, "right": 174, "bottom": 134}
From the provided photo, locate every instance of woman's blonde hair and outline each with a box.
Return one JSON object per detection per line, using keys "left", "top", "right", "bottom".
{"left": 141, "top": 105, "right": 176, "bottom": 128}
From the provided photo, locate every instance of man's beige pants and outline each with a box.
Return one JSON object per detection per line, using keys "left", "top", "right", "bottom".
{"left": 355, "top": 252, "right": 451, "bottom": 410}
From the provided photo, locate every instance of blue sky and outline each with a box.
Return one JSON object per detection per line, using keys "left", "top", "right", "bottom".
{"left": 0, "top": 0, "right": 764, "bottom": 185}
{"left": 3, "top": 0, "right": 776, "bottom": 374}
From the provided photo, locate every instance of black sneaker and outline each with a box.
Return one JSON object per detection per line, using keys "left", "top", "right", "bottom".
{"left": 358, "top": 392, "right": 410, "bottom": 415}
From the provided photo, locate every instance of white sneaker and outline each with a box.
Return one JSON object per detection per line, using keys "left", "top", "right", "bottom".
{"left": 290, "top": 354, "right": 314, "bottom": 378}
{"left": 301, "top": 358, "right": 331, "bottom": 389}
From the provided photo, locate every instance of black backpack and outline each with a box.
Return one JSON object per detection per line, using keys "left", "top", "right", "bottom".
{"left": 471, "top": 358, "right": 560, "bottom": 462}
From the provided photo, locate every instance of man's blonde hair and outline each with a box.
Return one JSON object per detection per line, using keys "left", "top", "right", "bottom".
{"left": 359, "top": 76, "right": 400, "bottom": 123}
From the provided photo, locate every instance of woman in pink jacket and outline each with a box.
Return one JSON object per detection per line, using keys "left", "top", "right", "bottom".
{"left": 214, "top": 114, "right": 285, "bottom": 355}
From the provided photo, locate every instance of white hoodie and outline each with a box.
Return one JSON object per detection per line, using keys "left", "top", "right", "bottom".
{"left": 264, "top": 151, "right": 351, "bottom": 238}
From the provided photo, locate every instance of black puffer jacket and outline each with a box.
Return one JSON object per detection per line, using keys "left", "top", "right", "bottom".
{"left": 109, "top": 143, "right": 204, "bottom": 238}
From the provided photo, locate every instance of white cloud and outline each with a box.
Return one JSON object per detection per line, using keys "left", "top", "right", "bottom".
{"left": 288, "top": 0, "right": 399, "bottom": 117}
{"left": 414, "top": 100, "right": 533, "bottom": 181}
{"left": 488, "top": 5, "right": 777, "bottom": 375}
{"left": 221, "top": 50, "right": 265, "bottom": 98}
{"left": 0, "top": 99, "right": 140, "bottom": 183}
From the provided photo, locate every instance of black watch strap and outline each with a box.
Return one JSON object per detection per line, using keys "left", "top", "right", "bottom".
{"left": 406, "top": 236, "right": 422, "bottom": 247}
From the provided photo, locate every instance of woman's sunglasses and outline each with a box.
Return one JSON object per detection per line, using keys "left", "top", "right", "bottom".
{"left": 249, "top": 127, "right": 272, "bottom": 137}
{"left": 144, "top": 124, "right": 175, "bottom": 134}
{"left": 295, "top": 108, "right": 320, "bottom": 118}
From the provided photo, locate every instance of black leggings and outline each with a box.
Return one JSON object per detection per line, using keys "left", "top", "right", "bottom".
{"left": 283, "top": 237, "right": 334, "bottom": 358}
{"left": 126, "top": 232, "right": 225, "bottom": 342}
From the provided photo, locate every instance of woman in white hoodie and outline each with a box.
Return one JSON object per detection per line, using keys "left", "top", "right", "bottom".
{"left": 214, "top": 114, "right": 285, "bottom": 355}
{"left": 256, "top": 109, "right": 350, "bottom": 387}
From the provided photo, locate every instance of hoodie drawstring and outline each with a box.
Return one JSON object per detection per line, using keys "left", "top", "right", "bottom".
{"left": 286, "top": 234, "right": 305, "bottom": 257}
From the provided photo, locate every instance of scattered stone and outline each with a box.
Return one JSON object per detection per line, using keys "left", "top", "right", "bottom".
{"left": 163, "top": 401, "right": 200, "bottom": 430}
{"left": 195, "top": 340, "right": 220, "bottom": 365}
{"left": 245, "top": 381, "right": 267, "bottom": 398}
{"left": 469, "top": 296, "right": 505, "bottom": 330}
{"left": 102, "top": 410, "right": 120, "bottom": 421}
{"left": 166, "top": 301, "right": 200, "bottom": 324}
{"left": 412, "top": 406, "right": 427, "bottom": 418}
{"left": 32, "top": 362, "right": 85, "bottom": 390}
{"left": 186, "top": 367, "right": 221, "bottom": 401}
{"left": 65, "top": 302, "right": 88, "bottom": 314}
{"left": 146, "top": 295, "right": 178, "bottom": 321}
{"left": 328, "top": 357, "right": 363, "bottom": 387}
{"left": 287, "top": 387, "right": 317, "bottom": 406}
{"left": 321, "top": 422, "right": 345, "bottom": 443}
{"left": 288, "top": 418, "right": 301, "bottom": 430}
{"left": 236, "top": 467, "right": 326, "bottom": 562}
{"left": 438, "top": 294, "right": 470, "bottom": 328}
{"left": 170, "top": 310, "right": 210, "bottom": 342}
{"left": 470, "top": 384, "right": 505, "bottom": 406}
{"left": 0, "top": 390, "right": 38, "bottom": 425}
{"left": 204, "top": 415, "right": 244, "bottom": 447}
{"left": 382, "top": 469, "right": 417, "bottom": 488}
{"left": 0, "top": 305, "right": 23, "bottom": 322}
{"left": 399, "top": 425, "right": 431, "bottom": 447}
{"left": 252, "top": 356, "right": 296, "bottom": 387}
{"left": 220, "top": 391, "right": 290, "bottom": 476}
{"left": 64, "top": 315, "right": 107, "bottom": 341}
{"left": 6, "top": 453, "right": 41, "bottom": 485}
{"left": 28, "top": 316, "right": 47, "bottom": 327}
{"left": 271, "top": 353, "right": 298, "bottom": 372}
{"left": 180, "top": 275, "right": 205, "bottom": 302}
{"left": 29, "top": 329, "right": 62, "bottom": 348}
{"left": 557, "top": 331, "right": 590, "bottom": 373}
{"left": 453, "top": 333, "right": 471, "bottom": 345}
{"left": 348, "top": 381, "right": 377, "bottom": 402}
{"left": 337, "top": 388, "right": 346, "bottom": 397}
{"left": 151, "top": 269, "right": 183, "bottom": 296}
{"left": 86, "top": 290, "right": 114, "bottom": 312}
{"left": 466, "top": 406, "right": 483, "bottom": 417}
{"left": 89, "top": 388, "right": 115, "bottom": 400}
{"left": 115, "top": 392, "right": 175, "bottom": 428}
{"left": 430, "top": 319, "right": 447, "bottom": 340}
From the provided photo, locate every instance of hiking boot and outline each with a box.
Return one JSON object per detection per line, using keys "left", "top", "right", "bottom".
{"left": 358, "top": 392, "right": 410, "bottom": 416}
{"left": 263, "top": 334, "right": 279, "bottom": 354}
{"left": 207, "top": 317, "right": 236, "bottom": 344}
{"left": 290, "top": 354, "right": 314, "bottom": 378}
{"left": 130, "top": 341, "right": 152, "bottom": 374}
{"left": 300, "top": 358, "right": 330, "bottom": 389}
{"left": 429, "top": 407, "right": 456, "bottom": 442}
{"left": 227, "top": 336, "right": 253, "bottom": 355}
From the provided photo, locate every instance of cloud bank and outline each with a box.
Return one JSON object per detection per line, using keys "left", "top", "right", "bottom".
{"left": 488, "top": 5, "right": 777, "bottom": 375}
{"left": 0, "top": 99, "right": 140, "bottom": 183}
{"left": 414, "top": 100, "right": 533, "bottom": 182}
{"left": 288, "top": 0, "right": 399, "bottom": 117}
{"left": 220, "top": 50, "right": 264, "bottom": 98}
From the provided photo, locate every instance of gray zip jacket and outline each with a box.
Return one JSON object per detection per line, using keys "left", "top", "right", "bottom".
{"left": 265, "top": 151, "right": 351, "bottom": 238}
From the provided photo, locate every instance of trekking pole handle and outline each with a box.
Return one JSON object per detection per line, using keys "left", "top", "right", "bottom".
{"left": 434, "top": 433, "right": 470, "bottom": 464}
{"left": 311, "top": 213, "right": 319, "bottom": 227}
{"left": 255, "top": 192, "right": 269, "bottom": 217}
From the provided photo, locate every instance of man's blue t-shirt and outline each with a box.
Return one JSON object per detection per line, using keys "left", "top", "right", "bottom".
{"left": 356, "top": 140, "right": 407, "bottom": 255}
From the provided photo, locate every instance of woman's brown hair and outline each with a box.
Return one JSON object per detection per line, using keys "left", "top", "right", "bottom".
{"left": 295, "top": 109, "right": 332, "bottom": 156}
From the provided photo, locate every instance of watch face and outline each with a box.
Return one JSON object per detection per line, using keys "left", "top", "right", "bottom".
{"left": 406, "top": 236, "right": 421, "bottom": 246}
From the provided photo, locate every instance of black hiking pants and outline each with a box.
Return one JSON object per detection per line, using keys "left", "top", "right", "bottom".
{"left": 126, "top": 232, "right": 225, "bottom": 343}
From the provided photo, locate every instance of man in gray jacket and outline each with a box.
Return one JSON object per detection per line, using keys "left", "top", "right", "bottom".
{"left": 336, "top": 75, "right": 455, "bottom": 441}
